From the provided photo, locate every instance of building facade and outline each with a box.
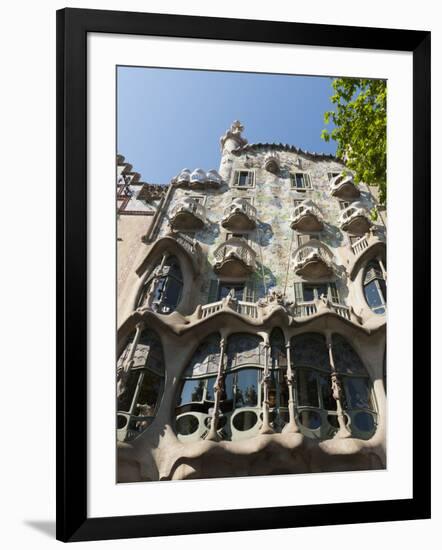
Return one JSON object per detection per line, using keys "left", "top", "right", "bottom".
{"left": 116, "top": 121, "right": 387, "bottom": 483}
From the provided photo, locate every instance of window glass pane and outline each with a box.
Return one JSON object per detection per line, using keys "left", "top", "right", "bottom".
{"left": 136, "top": 370, "right": 163, "bottom": 415}
{"left": 178, "top": 379, "right": 205, "bottom": 405}
{"left": 295, "top": 173, "right": 304, "bottom": 188}
{"left": 364, "top": 280, "right": 384, "bottom": 308}
{"left": 224, "top": 373, "right": 234, "bottom": 402}
{"left": 345, "top": 377, "right": 372, "bottom": 409}
{"left": 117, "top": 371, "right": 139, "bottom": 412}
{"left": 161, "top": 276, "right": 182, "bottom": 311}
{"left": 185, "top": 334, "right": 221, "bottom": 377}
{"left": 235, "top": 368, "right": 259, "bottom": 408}
{"left": 226, "top": 334, "right": 263, "bottom": 369}
{"left": 296, "top": 368, "right": 319, "bottom": 407}
{"left": 218, "top": 283, "right": 245, "bottom": 300}
{"left": 303, "top": 285, "right": 315, "bottom": 302}
{"left": 206, "top": 377, "right": 216, "bottom": 401}
{"left": 291, "top": 333, "right": 329, "bottom": 370}
{"left": 318, "top": 373, "right": 336, "bottom": 410}
{"left": 331, "top": 334, "right": 367, "bottom": 375}
{"left": 165, "top": 258, "right": 182, "bottom": 280}
{"left": 329, "top": 282, "right": 340, "bottom": 303}
{"left": 238, "top": 171, "right": 250, "bottom": 186}
{"left": 303, "top": 284, "right": 328, "bottom": 301}
{"left": 353, "top": 411, "right": 375, "bottom": 432}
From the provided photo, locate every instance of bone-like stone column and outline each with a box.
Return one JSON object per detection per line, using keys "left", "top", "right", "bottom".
{"left": 326, "top": 333, "right": 351, "bottom": 439}
{"left": 117, "top": 321, "right": 144, "bottom": 402}
{"left": 260, "top": 334, "right": 274, "bottom": 434}
{"left": 123, "top": 321, "right": 144, "bottom": 373}
{"left": 377, "top": 256, "right": 387, "bottom": 283}
{"left": 205, "top": 336, "right": 226, "bottom": 442}
{"left": 283, "top": 340, "right": 299, "bottom": 433}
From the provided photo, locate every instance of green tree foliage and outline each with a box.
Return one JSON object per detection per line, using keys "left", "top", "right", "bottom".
{"left": 321, "top": 78, "right": 387, "bottom": 205}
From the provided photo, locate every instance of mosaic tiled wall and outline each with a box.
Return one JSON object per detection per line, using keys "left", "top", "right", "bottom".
{"left": 155, "top": 147, "right": 382, "bottom": 307}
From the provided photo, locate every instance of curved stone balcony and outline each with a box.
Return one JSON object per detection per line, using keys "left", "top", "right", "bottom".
{"left": 290, "top": 199, "right": 323, "bottom": 232}
{"left": 174, "top": 168, "right": 223, "bottom": 189}
{"left": 221, "top": 198, "right": 257, "bottom": 230}
{"left": 339, "top": 202, "right": 373, "bottom": 235}
{"left": 169, "top": 197, "right": 207, "bottom": 230}
{"left": 213, "top": 237, "right": 257, "bottom": 277}
{"left": 330, "top": 172, "right": 360, "bottom": 199}
{"left": 293, "top": 242, "right": 334, "bottom": 278}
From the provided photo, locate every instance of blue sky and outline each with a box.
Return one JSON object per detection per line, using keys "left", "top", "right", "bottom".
{"left": 117, "top": 66, "right": 337, "bottom": 185}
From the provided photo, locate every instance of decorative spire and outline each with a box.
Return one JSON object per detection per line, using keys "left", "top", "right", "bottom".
{"left": 220, "top": 120, "right": 248, "bottom": 153}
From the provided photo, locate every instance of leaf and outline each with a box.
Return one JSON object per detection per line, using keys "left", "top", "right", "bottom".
{"left": 321, "top": 78, "right": 387, "bottom": 206}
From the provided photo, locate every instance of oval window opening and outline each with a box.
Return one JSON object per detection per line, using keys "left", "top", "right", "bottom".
{"left": 176, "top": 414, "right": 199, "bottom": 435}
{"left": 232, "top": 411, "right": 258, "bottom": 431}
{"left": 363, "top": 260, "right": 386, "bottom": 315}
{"left": 299, "top": 410, "right": 322, "bottom": 430}
{"left": 354, "top": 411, "right": 375, "bottom": 432}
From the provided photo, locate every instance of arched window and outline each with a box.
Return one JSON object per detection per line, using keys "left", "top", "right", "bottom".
{"left": 332, "top": 334, "right": 377, "bottom": 438}
{"left": 138, "top": 255, "right": 183, "bottom": 314}
{"left": 363, "top": 259, "right": 386, "bottom": 314}
{"left": 116, "top": 329, "right": 165, "bottom": 442}
{"left": 175, "top": 334, "right": 223, "bottom": 441}
{"left": 290, "top": 333, "right": 337, "bottom": 437}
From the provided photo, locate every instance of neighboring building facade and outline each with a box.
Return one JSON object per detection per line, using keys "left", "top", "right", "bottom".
{"left": 116, "top": 122, "right": 387, "bottom": 483}
{"left": 116, "top": 154, "right": 168, "bottom": 324}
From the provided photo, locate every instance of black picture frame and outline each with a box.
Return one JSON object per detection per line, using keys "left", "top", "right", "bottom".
{"left": 56, "top": 7, "right": 431, "bottom": 542}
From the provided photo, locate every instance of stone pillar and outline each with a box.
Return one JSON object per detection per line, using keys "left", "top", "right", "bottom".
{"left": 260, "top": 335, "right": 274, "bottom": 434}
{"left": 326, "top": 333, "right": 351, "bottom": 439}
{"left": 159, "top": 251, "right": 169, "bottom": 269}
{"left": 117, "top": 321, "right": 144, "bottom": 403}
{"left": 123, "top": 322, "right": 144, "bottom": 373}
{"left": 206, "top": 336, "right": 226, "bottom": 442}
{"left": 283, "top": 340, "right": 299, "bottom": 433}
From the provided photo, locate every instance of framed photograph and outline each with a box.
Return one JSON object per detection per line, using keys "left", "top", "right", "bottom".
{"left": 56, "top": 8, "right": 431, "bottom": 542}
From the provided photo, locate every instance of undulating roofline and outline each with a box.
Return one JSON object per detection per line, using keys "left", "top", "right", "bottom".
{"left": 232, "top": 142, "right": 344, "bottom": 163}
